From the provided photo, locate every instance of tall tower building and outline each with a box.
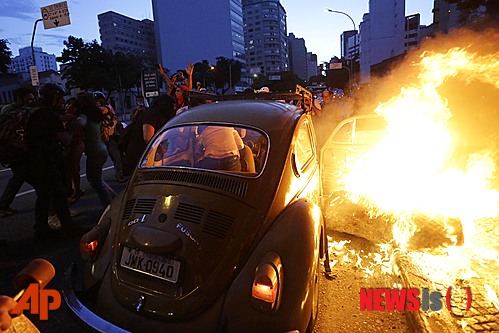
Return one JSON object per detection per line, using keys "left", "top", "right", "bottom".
{"left": 152, "top": 0, "right": 245, "bottom": 74}
{"left": 287, "top": 33, "right": 307, "bottom": 81}
{"left": 242, "top": 0, "right": 288, "bottom": 78}
{"left": 98, "top": 11, "right": 157, "bottom": 65}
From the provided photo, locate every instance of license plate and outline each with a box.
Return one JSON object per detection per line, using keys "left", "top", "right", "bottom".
{"left": 120, "top": 247, "right": 181, "bottom": 283}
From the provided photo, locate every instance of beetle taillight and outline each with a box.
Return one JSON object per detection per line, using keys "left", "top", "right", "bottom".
{"left": 80, "top": 239, "right": 99, "bottom": 255}
{"left": 251, "top": 252, "right": 283, "bottom": 312}
{"left": 79, "top": 225, "right": 102, "bottom": 260}
{"left": 252, "top": 264, "right": 278, "bottom": 303}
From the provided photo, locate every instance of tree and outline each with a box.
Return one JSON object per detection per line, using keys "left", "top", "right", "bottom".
{"left": 0, "top": 39, "right": 12, "bottom": 74}
{"left": 57, "top": 35, "right": 143, "bottom": 94}
{"left": 213, "top": 56, "right": 243, "bottom": 94}
{"left": 57, "top": 36, "right": 114, "bottom": 91}
{"left": 193, "top": 60, "right": 213, "bottom": 87}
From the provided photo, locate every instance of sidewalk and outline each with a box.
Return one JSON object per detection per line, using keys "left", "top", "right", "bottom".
{"left": 398, "top": 217, "right": 499, "bottom": 333}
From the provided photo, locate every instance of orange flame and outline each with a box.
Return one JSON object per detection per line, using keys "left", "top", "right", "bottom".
{"left": 341, "top": 47, "right": 499, "bottom": 249}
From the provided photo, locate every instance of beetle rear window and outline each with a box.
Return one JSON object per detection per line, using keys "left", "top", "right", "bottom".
{"left": 139, "top": 124, "right": 267, "bottom": 177}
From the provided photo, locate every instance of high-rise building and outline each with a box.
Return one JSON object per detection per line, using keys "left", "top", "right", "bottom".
{"left": 152, "top": 0, "right": 245, "bottom": 74}
{"left": 287, "top": 33, "right": 307, "bottom": 81}
{"left": 98, "top": 11, "right": 156, "bottom": 64}
{"left": 8, "top": 46, "right": 57, "bottom": 74}
{"left": 359, "top": 0, "right": 405, "bottom": 83}
{"left": 242, "top": 0, "right": 288, "bottom": 77}
{"left": 340, "top": 30, "right": 357, "bottom": 60}
{"left": 307, "top": 52, "right": 318, "bottom": 79}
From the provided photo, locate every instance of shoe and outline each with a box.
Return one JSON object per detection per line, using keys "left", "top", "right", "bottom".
{"left": 68, "top": 190, "right": 85, "bottom": 205}
{"left": 48, "top": 215, "right": 62, "bottom": 230}
{"left": 0, "top": 206, "right": 18, "bottom": 216}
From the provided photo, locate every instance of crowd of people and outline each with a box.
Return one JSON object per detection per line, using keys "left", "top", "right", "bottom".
{"left": 0, "top": 64, "right": 201, "bottom": 241}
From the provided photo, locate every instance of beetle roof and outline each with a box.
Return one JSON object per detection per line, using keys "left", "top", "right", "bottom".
{"left": 166, "top": 99, "right": 304, "bottom": 136}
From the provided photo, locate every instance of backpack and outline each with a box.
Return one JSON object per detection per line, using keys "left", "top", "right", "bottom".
{"left": 0, "top": 105, "right": 37, "bottom": 166}
{"left": 100, "top": 105, "right": 117, "bottom": 142}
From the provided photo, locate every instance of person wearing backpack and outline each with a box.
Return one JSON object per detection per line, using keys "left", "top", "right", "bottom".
{"left": 0, "top": 87, "right": 36, "bottom": 216}
{"left": 25, "top": 83, "right": 89, "bottom": 241}
{"left": 93, "top": 92, "right": 126, "bottom": 183}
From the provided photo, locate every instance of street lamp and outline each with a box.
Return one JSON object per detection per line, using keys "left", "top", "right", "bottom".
{"left": 203, "top": 66, "right": 215, "bottom": 88}
{"left": 325, "top": 8, "right": 357, "bottom": 91}
{"left": 325, "top": 8, "right": 356, "bottom": 31}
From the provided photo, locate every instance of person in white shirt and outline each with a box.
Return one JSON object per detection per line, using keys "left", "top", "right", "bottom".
{"left": 195, "top": 126, "right": 244, "bottom": 171}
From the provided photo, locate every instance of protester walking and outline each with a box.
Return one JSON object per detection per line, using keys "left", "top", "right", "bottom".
{"left": 80, "top": 93, "right": 117, "bottom": 208}
{"left": 93, "top": 91, "right": 126, "bottom": 183}
{"left": 25, "top": 83, "right": 87, "bottom": 241}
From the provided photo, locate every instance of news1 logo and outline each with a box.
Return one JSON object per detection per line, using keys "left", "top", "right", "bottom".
{"left": 11, "top": 283, "right": 62, "bottom": 320}
{"left": 360, "top": 287, "right": 472, "bottom": 312}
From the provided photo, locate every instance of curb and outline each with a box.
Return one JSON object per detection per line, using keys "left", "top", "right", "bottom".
{"left": 396, "top": 255, "right": 460, "bottom": 333}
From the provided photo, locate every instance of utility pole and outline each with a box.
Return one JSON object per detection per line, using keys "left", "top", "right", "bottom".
{"left": 30, "top": 19, "right": 43, "bottom": 89}
{"left": 229, "top": 62, "right": 232, "bottom": 92}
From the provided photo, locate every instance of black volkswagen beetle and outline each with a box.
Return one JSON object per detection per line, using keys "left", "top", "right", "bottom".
{"left": 64, "top": 94, "right": 327, "bottom": 333}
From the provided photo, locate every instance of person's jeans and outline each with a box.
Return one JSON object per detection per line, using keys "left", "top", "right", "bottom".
{"left": 86, "top": 149, "right": 116, "bottom": 208}
{"left": 30, "top": 158, "right": 72, "bottom": 231}
{"left": 106, "top": 135, "right": 123, "bottom": 177}
{"left": 196, "top": 156, "right": 241, "bottom": 171}
{"left": 64, "top": 143, "right": 85, "bottom": 195}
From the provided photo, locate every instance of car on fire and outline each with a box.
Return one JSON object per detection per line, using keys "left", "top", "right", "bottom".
{"left": 320, "top": 114, "right": 463, "bottom": 249}
{"left": 64, "top": 92, "right": 327, "bottom": 333}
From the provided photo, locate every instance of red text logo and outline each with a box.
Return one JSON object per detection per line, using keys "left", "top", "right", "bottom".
{"left": 359, "top": 287, "right": 472, "bottom": 312}
{"left": 11, "top": 283, "right": 61, "bottom": 320}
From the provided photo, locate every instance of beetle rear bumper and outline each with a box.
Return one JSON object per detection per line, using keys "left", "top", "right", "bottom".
{"left": 63, "top": 262, "right": 131, "bottom": 333}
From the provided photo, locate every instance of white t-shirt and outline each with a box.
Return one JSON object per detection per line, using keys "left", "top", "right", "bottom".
{"left": 198, "top": 126, "right": 244, "bottom": 159}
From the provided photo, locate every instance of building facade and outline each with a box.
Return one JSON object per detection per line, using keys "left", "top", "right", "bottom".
{"left": 98, "top": 11, "right": 156, "bottom": 64}
{"left": 8, "top": 46, "right": 57, "bottom": 74}
{"left": 242, "top": 0, "right": 288, "bottom": 78}
{"left": 432, "top": 0, "right": 461, "bottom": 34}
{"left": 340, "top": 30, "right": 357, "bottom": 60}
{"left": 404, "top": 14, "right": 420, "bottom": 51}
{"left": 152, "top": 0, "right": 245, "bottom": 75}
{"left": 287, "top": 33, "right": 307, "bottom": 81}
{"left": 359, "top": 0, "right": 405, "bottom": 83}
{"left": 307, "top": 52, "right": 318, "bottom": 79}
